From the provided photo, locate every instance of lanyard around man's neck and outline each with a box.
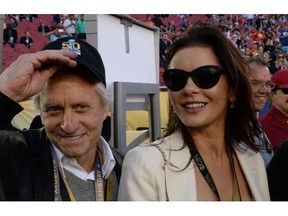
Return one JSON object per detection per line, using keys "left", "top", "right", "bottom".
{"left": 51, "top": 146, "right": 104, "bottom": 201}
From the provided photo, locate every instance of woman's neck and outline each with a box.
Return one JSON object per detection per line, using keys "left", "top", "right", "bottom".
{"left": 189, "top": 127, "right": 227, "bottom": 161}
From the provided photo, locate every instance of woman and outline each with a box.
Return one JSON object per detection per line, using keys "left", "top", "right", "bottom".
{"left": 275, "top": 52, "right": 288, "bottom": 70}
{"left": 118, "top": 24, "right": 270, "bottom": 201}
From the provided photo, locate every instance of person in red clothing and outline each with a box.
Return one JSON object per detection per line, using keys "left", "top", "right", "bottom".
{"left": 259, "top": 69, "right": 288, "bottom": 152}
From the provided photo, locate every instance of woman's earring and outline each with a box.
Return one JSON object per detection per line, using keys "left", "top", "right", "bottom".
{"left": 229, "top": 100, "right": 235, "bottom": 109}
{"left": 229, "top": 95, "right": 236, "bottom": 109}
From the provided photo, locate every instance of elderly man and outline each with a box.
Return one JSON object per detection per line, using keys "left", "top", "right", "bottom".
{"left": 0, "top": 37, "right": 122, "bottom": 201}
{"left": 259, "top": 69, "right": 288, "bottom": 153}
{"left": 247, "top": 56, "right": 274, "bottom": 167}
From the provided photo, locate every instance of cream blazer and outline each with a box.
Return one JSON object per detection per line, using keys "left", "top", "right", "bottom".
{"left": 118, "top": 131, "right": 270, "bottom": 201}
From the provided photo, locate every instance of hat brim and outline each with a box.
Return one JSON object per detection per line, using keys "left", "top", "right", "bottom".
{"left": 278, "top": 83, "right": 288, "bottom": 88}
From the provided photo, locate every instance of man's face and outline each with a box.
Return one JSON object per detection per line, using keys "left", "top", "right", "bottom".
{"left": 39, "top": 71, "right": 108, "bottom": 167}
{"left": 248, "top": 64, "right": 272, "bottom": 112}
{"left": 271, "top": 88, "right": 288, "bottom": 116}
{"left": 278, "top": 53, "right": 285, "bottom": 62}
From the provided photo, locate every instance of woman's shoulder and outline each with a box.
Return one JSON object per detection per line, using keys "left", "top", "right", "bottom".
{"left": 124, "top": 131, "right": 188, "bottom": 169}
{"left": 125, "top": 139, "right": 166, "bottom": 162}
{"left": 122, "top": 140, "right": 167, "bottom": 172}
{"left": 137, "top": 131, "right": 183, "bottom": 151}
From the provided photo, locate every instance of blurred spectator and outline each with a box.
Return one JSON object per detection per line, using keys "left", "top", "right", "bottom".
{"left": 63, "top": 14, "right": 76, "bottom": 37}
{"left": 179, "top": 17, "right": 187, "bottom": 29}
{"left": 53, "top": 14, "right": 61, "bottom": 27}
{"left": 38, "top": 20, "right": 50, "bottom": 35}
{"left": 242, "top": 47, "right": 252, "bottom": 59}
{"left": 159, "top": 33, "right": 172, "bottom": 68}
{"left": 262, "top": 51, "right": 277, "bottom": 74}
{"left": 165, "top": 20, "right": 176, "bottom": 33}
{"left": 259, "top": 69, "right": 288, "bottom": 152}
{"left": 19, "top": 14, "right": 37, "bottom": 22}
{"left": 278, "top": 15, "right": 287, "bottom": 23}
{"left": 250, "top": 41, "right": 259, "bottom": 56}
{"left": 243, "top": 22, "right": 250, "bottom": 31}
{"left": 45, "top": 24, "right": 68, "bottom": 42}
{"left": 158, "top": 23, "right": 167, "bottom": 34}
{"left": 144, "top": 15, "right": 155, "bottom": 27}
{"left": 258, "top": 46, "right": 264, "bottom": 55}
{"left": 278, "top": 25, "right": 288, "bottom": 51}
{"left": 230, "top": 28, "right": 241, "bottom": 47}
{"left": 9, "top": 17, "right": 18, "bottom": 30}
{"left": 255, "top": 15, "right": 265, "bottom": 30}
{"left": 76, "top": 14, "right": 87, "bottom": 40}
{"left": 219, "top": 25, "right": 230, "bottom": 38}
{"left": 8, "top": 14, "right": 19, "bottom": 22}
{"left": 19, "top": 30, "right": 33, "bottom": 48}
{"left": 265, "top": 27, "right": 275, "bottom": 40}
{"left": 151, "top": 15, "right": 163, "bottom": 27}
{"left": 60, "top": 14, "right": 66, "bottom": 26}
{"left": 263, "top": 35, "right": 274, "bottom": 53}
{"left": 177, "top": 14, "right": 190, "bottom": 18}
{"left": 275, "top": 52, "right": 288, "bottom": 70}
{"left": 266, "top": 16, "right": 275, "bottom": 29}
{"left": 171, "top": 30, "right": 183, "bottom": 42}
{"left": 244, "top": 14, "right": 254, "bottom": 26}
{"left": 3, "top": 23, "right": 18, "bottom": 48}
{"left": 270, "top": 41, "right": 282, "bottom": 63}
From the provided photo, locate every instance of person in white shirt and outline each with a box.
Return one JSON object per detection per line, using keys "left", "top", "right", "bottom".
{"left": 63, "top": 14, "right": 76, "bottom": 37}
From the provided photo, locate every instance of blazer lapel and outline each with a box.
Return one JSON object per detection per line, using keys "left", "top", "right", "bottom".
{"left": 162, "top": 132, "right": 197, "bottom": 201}
{"left": 235, "top": 147, "right": 262, "bottom": 200}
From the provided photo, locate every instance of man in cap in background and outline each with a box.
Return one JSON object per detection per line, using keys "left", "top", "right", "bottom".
{"left": 259, "top": 69, "right": 288, "bottom": 153}
{"left": 0, "top": 37, "right": 122, "bottom": 201}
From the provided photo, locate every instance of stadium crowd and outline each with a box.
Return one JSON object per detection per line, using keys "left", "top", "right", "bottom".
{"left": 3, "top": 14, "right": 288, "bottom": 74}
{"left": 139, "top": 14, "right": 288, "bottom": 74}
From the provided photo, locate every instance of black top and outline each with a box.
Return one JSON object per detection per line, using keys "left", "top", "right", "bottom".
{"left": 267, "top": 140, "right": 288, "bottom": 201}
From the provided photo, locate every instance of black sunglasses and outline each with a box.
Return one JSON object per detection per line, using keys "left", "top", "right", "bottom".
{"left": 276, "top": 87, "right": 288, "bottom": 95}
{"left": 163, "top": 65, "right": 224, "bottom": 91}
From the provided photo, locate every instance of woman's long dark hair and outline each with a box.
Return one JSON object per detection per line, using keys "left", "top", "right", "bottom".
{"left": 163, "top": 24, "right": 261, "bottom": 163}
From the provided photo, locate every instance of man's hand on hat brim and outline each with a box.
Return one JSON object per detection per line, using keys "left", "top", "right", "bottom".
{"left": 0, "top": 50, "right": 78, "bottom": 102}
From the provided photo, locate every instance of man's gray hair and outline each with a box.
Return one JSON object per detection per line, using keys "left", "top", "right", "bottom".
{"left": 247, "top": 55, "right": 268, "bottom": 67}
{"left": 33, "top": 82, "right": 110, "bottom": 111}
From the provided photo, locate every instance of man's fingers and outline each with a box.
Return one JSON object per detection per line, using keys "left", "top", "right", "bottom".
{"left": 18, "top": 50, "right": 78, "bottom": 70}
{"left": 37, "top": 50, "right": 78, "bottom": 68}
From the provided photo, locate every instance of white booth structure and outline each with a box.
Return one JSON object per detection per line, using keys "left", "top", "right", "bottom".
{"left": 85, "top": 14, "right": 162, "bottom": 155}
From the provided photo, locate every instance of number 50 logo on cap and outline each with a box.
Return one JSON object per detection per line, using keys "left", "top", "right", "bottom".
{"left": 62, "top": 39, "right": 81, "bottom": 56}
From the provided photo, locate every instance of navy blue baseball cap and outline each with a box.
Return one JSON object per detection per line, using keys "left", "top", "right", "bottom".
{"left": 42, "top": 37, "right": 106, "bottom": 86}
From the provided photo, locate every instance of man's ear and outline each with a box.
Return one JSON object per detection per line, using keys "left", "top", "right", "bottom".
{"left": 103, "top": 106, "right": 110, "bottom": 121}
